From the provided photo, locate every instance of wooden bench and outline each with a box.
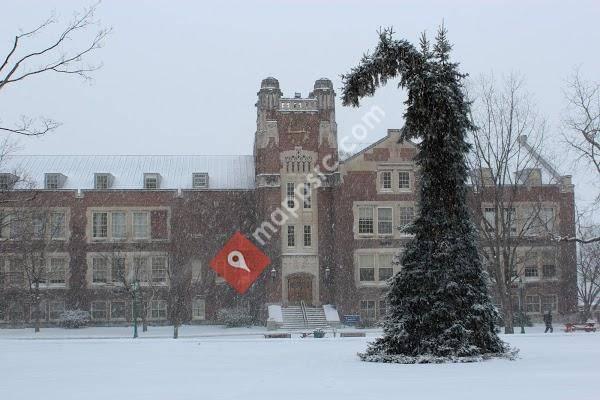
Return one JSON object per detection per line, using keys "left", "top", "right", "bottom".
{"left": 264, "top": 333, "right": 292, "bottom": 339}
{"left": 340, "top": 332, "right": 366, "bottom": 338}
{"left": 564, "top": 323, "right": 597, "bottom": 333}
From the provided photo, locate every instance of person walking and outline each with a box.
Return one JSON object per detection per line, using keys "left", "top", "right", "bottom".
{"left": 544, "top": 310, "right": 553, "bottom": 333}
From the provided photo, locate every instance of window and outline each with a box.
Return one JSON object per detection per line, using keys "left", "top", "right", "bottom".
{"left": 303, "top": 225, "right": 311, "bottom": 247}
{"left": 92, "top": 258, "right": 108, "bottom": 284}
{"left": 542, "top": 265, "right": 556, "bottom": 278}
{"left": 303, "top": 183, "right": 311, "bottom": 209}
{"left": 359, "top": 254, "right": 375, "bottom": 282}
{"left": 378, "top": 300, "right": 388, "bottom": 319}
{"left": 193, "top": 173, "right": 209, "bottom": 189}
{"left": 133, "top": 257, "right": 148, "bottom": 282}
{"left": 91, "top": 301, "right": 108, "bottom": 320}
{"left": 0, "top": 174, "right": 10, "bottom": 190}
{"left": 359, "top": 300, "right": 376, "bottom": 320}
{"left": 358, "top": 206, "right": 374, "bottom": 234}
{"left": 111, "top": 212, "right": 126, "bottom": 239}
{"left": 30, "top": 302, "right": 47, "bottom": 321}
{"left": 133, "top": 212, "right": 149, "bottom": 239}
{"left": 525, "top": 207, "right": 556, "bottom": 235}
{"left": 49, "top": 301, "right": 65, "bottom": 320}
{"left": 380, "top": 171, "right": 392, "bottom": 190}
{"left": 286, "top": 183, "right": 295, "bottom": 209}
{"left": 398, "top": 171, "right": 410, "bottom": 189}
{"left": 32, "top": 215, "right": 45, "bottom": 239}
{"left": 151, "top": 257, "right": 167, "bottom": 284}
{"left": 484, "top": 207, "right": 496, "bottom": 232}
{"left": 144, "top": 174, "right": 159, "bottom": 189}
{"left": 377, "top": 207, "right": 393, "bottom": 235}
{"left": 50, "top": 212, "right": 66, "bottom": 239}
{"left": 94, "top": 174, "right": 110, "bottom": 189}
{"left": 524, "top": 266, "right": 538, "bottom": 278}
{"left": 287, "top": 225, "right": 295, "bottom": 247}
{"left": 110, "top": 301, "right": 127, "bottom": 320}
{"left": 111, "top": 257, "right": 126, "bottom": 283}
{"left": 542, "top": 295, "right": 557, "bottom": 313}
{"left": 541, "top": 208, "right": 555, "bottom": 232}
{"left": 150, "top": 300, "right": 167, "bottom": 319}
{"left": 503, "top": 207, "right": 516, "bottom": 234}
{"left": 399, "top": 207, "right": 415, "bottom": 232}
{"left": 7, "top": 259, "right": 23, "bottom": 286}
{"left": 92, "top": 212, "right": 108, "bottom": 239}
{"left": 45, "top": 174, "right": 61, "bottom": 189}
{"left": 192, "top": 298, "right": 206, "bottom": 320}
{"left": 525, "top": 295, "right": 540, "bottom": 313}
{"left": 49, "top": 258, "right": 66, "bottom": 284}
{"left": 378, "top": 254, "right": 394, "bottom": 281}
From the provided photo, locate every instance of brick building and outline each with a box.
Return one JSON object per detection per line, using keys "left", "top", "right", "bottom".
{"left": 0, "top": 77, "right": 577, "bottom": 327}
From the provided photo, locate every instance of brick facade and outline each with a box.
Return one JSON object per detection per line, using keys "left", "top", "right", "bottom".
{"left": 0, "top": 77, "right": 577, "bottom": 327}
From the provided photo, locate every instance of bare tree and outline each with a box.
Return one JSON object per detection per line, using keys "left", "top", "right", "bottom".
{"left": 576, "top": 221, "right": 600, "bottom": 322}
{"left": 468, "top": 73, "right": 554, "bottom": 333}
{"left": 560, "top": 69, "right": 600, "bottom": 244}
{"left": 0, "top": 2, "right": 110, "bottom": 136}
{"left": 3, "top": 208, "right": 67, "bottom": 332}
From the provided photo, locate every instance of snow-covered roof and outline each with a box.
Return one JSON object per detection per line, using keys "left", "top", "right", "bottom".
{"left": 1, "top": 155, "right": 255, "bottom": 190}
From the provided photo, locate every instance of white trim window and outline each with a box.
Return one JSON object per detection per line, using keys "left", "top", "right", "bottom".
{"left": 380, "top": 171, "right": 392, "bottom": 191}
{"left": 303, "top": 225, "right": 312, "bottom": 247}
{"left": 525, "top": 295, "right": 541, "bottom": 313}
{"left": 111, "top": 212, "right": 126, "bottom": 240}
{"left": 287, "top": 225, "right": 295, "bottom": 247}
{"left": 378, "top": 254, "right": 394, "bottom": 281}
{"left": 399, "top": 206, "right": 415, "bottom": 232}
{"left": 150, "top": 300, "right": 167, "bottom": 320}
{"left": 48, "top": 258, "right": 67, "bottom": 285}
{"left": 50, "top": 212, "right": 66, "bottom": 239}
{"left": 542, "top": 295, "right": 557, "bottom": 313}
{"left": 358, "top": 254, "right": 375, "bottom": 282}
{"left": 377, "top": 207, "right": 393, "bottom": 235}
{"left": 92, "top": 258, "right": 108, "bottom": 284}
{"left": 133, "top": 212, "right": 150, "bottom": 239}
{"left": 91, "top": 301, "right": 108, "bottom": 320}
{"left": 286, "top": 183, "right": 296, "bottom": 209}
{"left": 359, "top": 300, "right": 376, "bottom": 320}
{"left": 398, "top": 171, "right": 410, "bottom": 190}
{"left": 484, "top": 207, "right": 496, "bottom": 233}
{"left": 524, "top": 265, "right": 538, "bottom": 278}
{"left": 192, "top": 298, "right": 206, "bottom": 320}
{"left": 192, "top": 173, "right": 209, "bottom": 189}
{"left": 95, "top": 174, "right": 110, "bottom": 190}
{"left": 111, "top": 257, "right": 126, "bottom": 283}
{"left": 49, "top": 301, "right": 65, "bottom": 321}
{"left": 45, "top": 174, "right": 60, "bottom": 189}
{"left": 92, "top": 212, "right": 109, "bottom": 239}
{"left": 358, "top": 206, "right": 374, "bottom": 235}
{"left": 110, "top": 301, "right": 127, "bottom": 320}
{"left": 133, "top": 256, "right": 148, "bottom": 282}
{"left": 151, "top": 256, "right": 167, "bottom": 284}
{"left": 303, "top": 183, "right": 312, "bottom": 209}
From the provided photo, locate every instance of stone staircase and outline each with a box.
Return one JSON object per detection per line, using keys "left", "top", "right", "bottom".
{"left": 281, "top": 302, "right": 330, "bottom": 330}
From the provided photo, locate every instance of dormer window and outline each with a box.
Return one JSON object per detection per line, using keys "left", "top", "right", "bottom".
{"left": 45, "top": 173, "right": 66, "bottom": 189}
{"left": 192, "top": 173, "right": 209, "bottom": 189}
{"left": 144, "top": 173, "right": 161, "bottom": 189}
{"left": 94, "top": 173, "right": 113, "bottom": 190}
{"left": 0, "top": 173, "right": 17, "bottom": 190}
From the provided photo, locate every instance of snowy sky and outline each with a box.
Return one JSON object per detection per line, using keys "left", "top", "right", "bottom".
{"left": 1, "top": 0, "right": 599, "bottom": 209}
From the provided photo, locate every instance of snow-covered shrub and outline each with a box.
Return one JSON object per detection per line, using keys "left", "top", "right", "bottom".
{"left": 59, "top": 310, "right": 91, "bottom": 329}
{"left": 216, "top": 308, "right": 253, "bottom": 328}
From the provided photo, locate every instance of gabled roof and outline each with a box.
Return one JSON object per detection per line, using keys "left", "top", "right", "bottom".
{"left": 2, "top": 155, "right": 255, "bottom": 190}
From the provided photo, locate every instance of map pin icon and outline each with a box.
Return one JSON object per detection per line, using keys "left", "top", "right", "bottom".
{"left": 227, "top": 250, "right": 250, "bottom": 272}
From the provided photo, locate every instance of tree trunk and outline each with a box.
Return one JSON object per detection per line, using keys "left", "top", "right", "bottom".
{"left": 502, "top": 290, "right": 515, "bottom": 334}
{"left": 34, "top": 287, "right": 41, "bottom": 333}
{"left": 173, "top": 323, "right": 179, "bottom": 339}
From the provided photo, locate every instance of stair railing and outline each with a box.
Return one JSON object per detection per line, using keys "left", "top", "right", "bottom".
{"left": 300, "top": 300, "right": 309, "bottom": 328}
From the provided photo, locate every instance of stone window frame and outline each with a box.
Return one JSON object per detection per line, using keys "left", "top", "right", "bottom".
{"left": 525, "top": 295, "right": 541, "bottom": 313}
{"left": 110, "top": 301, "right": 127, "bottom": 321}
{"left": 287, "top": 225, "right": 296, "bottom": 247}
{"left": 87, "top": 207, "right": 170, "bottom": 243}
{"left": 379, "top": 170, "right": 392, "bottom": 191}
{"left": 303, "top": 225, "right": 312, "bottom": 247}
{"left": 541, "top": 294, "right": 558, "bottom": 313}
{"left": 355, "top": 250, "right": 399, "bottom": 287}
{"left": 149, "top": 299, "right": 167, "bottom": 320}
{"left": 91, "top": 300, "right": 108, "bottom": 320}
{"left": 192, "top": 298, "right": 206, "bottom": 321}
{"left": 87, "top": 252, "right": 169, "bottom": 287}
{"left": 376, "top": 207, "right": 393, "bottom": 236}
{"left": 398, "top": 170, "right": 411, "bottom": 190}
{"left": 49, "top": 300, "right": 65, "bottom": 321}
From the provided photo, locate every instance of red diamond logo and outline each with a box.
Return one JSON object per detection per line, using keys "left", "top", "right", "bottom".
{"left": 209, "top": 231, "right": 271, "bottom": 294}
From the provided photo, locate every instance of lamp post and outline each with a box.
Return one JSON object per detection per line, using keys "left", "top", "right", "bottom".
{"left": 518, "top": 277, "right": 525, "bottom": 334}
{"left": 132, "top": 280, "right": 140, "bottom": 339}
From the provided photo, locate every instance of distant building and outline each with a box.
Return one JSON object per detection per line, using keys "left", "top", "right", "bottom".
{"left": 0, "top": 78, "right": 577, "bottom": 327}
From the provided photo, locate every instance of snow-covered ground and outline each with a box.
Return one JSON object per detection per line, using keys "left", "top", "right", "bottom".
{"left": 1, "top": 325, "right": 598, "bottom": 400}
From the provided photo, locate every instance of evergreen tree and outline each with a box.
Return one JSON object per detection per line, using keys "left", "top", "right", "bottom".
{"left": 342, "top": 27, "right": 512, "bottom": 363}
